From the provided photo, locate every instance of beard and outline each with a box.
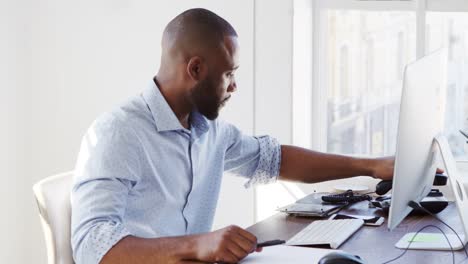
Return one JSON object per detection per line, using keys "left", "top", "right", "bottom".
{"left": 190, "top": 77, "right": 228, "bottom": 120}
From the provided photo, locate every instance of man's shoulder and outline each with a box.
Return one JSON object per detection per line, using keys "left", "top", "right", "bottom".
{"left": 91, "top": 94, "right": 153, "bottom": 136}
{"left": 212, "top": 118, "right": 231, "bottom": 128}
{"left": 207, "top": 118, "right": 231, "bottom": 133}
{"left": 213, "top": 119, "right": 240, "bottom": 132}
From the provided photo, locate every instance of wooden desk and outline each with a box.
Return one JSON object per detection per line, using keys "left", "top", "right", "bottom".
{"left": 247, "top": 202, "right": 467, "bottom": 263}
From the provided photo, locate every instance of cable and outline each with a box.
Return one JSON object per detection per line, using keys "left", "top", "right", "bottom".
{"left": 408, "top": 201, "right": 468, "bottom": 258}
{"left": 333, "top": 202, "right": 353, "bottom": 215}
{"left": 382, "top": 199, "right": 468, "bottom": 264}
{"left": 382, "top": 224, "right": 455, "bottom": 264}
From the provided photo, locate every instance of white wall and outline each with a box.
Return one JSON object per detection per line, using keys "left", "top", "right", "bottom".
{"left": 254, "top": 0, "right": 298, "bottom": 221}
{"left": 2, "top": 0, "right": 308, "bottom": 262}
{"left": 0, "top": 0, "right": 31, "bottom": 263}
{"left": 2, "top": 0, "right": 256, "bottom": 263}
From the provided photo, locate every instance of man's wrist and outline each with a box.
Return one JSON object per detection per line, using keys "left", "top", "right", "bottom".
{"left": 353, "top": 157, "right": 377, "bottom": 178}
{"left": 173, "top": 233, "right": 203, "bottom": 261}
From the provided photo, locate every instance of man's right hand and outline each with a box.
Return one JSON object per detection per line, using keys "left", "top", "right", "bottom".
{"left": 100, "top": 225, "right": 261, "bottom": 264}
{"left": 190, "top": 225, "right": 260, "bottom": 263}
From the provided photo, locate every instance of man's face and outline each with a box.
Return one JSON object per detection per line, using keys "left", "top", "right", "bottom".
{"left": 190, "top": 75, "right": 227, "bottom": 120}
{"left": 190, "top": 36, "right": 239, "bottom": 120}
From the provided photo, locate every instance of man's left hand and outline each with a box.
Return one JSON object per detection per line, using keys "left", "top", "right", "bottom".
{"left": 370, "top": 156, "right": 444, "bottom": 181}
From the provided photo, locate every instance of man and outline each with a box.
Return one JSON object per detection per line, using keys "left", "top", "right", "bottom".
{"left": 71, "top": 8, "right": 394, "bottom": 264}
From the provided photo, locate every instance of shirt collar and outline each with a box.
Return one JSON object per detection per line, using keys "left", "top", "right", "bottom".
{"left": 142, "top": 79, "right": 209, "bottom": 135}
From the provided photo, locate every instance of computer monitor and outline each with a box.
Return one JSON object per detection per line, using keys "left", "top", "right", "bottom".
{"left": 388, "top": 49, "right": 447, "bottom": 231}
{"left": 388, "top": 49, "right": 468, "bottom": 250}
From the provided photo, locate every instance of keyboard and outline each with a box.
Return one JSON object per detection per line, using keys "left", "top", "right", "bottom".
{"left": 286, "top": 219, "right": 364, "bottom": 249}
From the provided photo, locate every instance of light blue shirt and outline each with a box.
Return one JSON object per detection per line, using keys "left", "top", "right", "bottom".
{"left": 71, "top": 80, "right": 281, "bottom": 264}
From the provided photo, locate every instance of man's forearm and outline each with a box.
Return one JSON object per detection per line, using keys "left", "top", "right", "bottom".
{"left": 99, "top": 224, "right": 260, "bottom": 264}
{"left": 278, "top": 145, "right": 377, "bottom": 183}
{"left": 100, "top": 235, "right": 199, "bottom": 264}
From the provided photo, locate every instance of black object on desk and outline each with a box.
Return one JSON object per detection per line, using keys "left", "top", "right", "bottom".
{"left": 375, "top": 173, "right": 448, "bottom": 195}
{"left": 321, "top": 190, "right": 371, "bottom": 204}
{"left": 371, "top": 189, "right": 448, "bottom": 214}
{"left": 318, "top": 251, "right": 366, "bottom": 264}
{"left": 257, "top": 239, "right": 285, "bottom": 248}
{"left": 375, "top": 180, "right": 393, "bottom": 195}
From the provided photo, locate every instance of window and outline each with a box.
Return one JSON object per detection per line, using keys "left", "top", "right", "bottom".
{"left": 294, "top": 0, "right": 468, "bottom": 159}
{"left": 338, "top": 45, "right": 350, "bottom": 99}
{"left": 256, "top": 0, "right": 468, "bottom": 223}
{"left": 323, "top": 10, "right": 415, "bottom": 156}
{"left": 427, "top": 12, "right": 468, "bottom": 156}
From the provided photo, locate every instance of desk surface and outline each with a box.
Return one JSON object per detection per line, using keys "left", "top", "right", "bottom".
{"left": 247, "top": 202, "right": 467, "bottom": 263}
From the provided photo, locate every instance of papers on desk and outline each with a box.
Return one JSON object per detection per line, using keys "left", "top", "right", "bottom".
{"left": 240, "top": 245, "right": 337, "bottom": 264}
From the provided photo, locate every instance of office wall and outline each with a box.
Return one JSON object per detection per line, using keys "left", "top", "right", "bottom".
{"left": 1, "top": 0, "right": 306, "bottom": 262}
{"left": 1, "top": 0, "right": 339, "bottom": 262}
{"left": 0, "top": 0, "right": 31, "bottom": 263}
{"left": 6, "top": 0, "right": 256, "bottom": 263}
{"left": 253, "top": 0, "right": 301, "bottom": 221}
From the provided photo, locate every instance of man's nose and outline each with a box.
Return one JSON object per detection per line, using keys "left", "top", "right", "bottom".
{"left": 227, "top": 81, "right": 237, "bottom": 93}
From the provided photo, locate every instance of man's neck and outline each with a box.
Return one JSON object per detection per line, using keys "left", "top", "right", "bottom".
{"left": 154, "top": 75, "right": 192, "bottom": 129}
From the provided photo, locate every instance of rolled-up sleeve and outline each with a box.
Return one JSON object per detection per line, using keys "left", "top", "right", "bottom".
{"left": 223, "top": 123, "right": 281, "bottom": 188}
{"left": 71, "top": 114, "right": 141, "bottom": 264}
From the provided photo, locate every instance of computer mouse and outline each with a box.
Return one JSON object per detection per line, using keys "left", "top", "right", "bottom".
{"left": 375, "top": 180, "right": 393, "bottom": 195}
{"left": 318, "top": 251, "right": 366, "bottom": 264}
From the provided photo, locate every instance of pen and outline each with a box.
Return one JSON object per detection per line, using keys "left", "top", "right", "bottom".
{"left": 257, "top": 239, "right": 286, "bottom": 247}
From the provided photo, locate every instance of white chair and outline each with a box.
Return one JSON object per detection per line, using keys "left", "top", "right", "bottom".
{"left": 33, "top": 171, "right": 74, "bottom": 264}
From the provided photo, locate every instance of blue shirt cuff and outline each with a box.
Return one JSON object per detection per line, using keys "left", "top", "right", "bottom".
{"left": 244, "top": 136, "right": 281, "bottom": 188}
{"left": 75, "top": 222, "right": 132, "bottom": 264}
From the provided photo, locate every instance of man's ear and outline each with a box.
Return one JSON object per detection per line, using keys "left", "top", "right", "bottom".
{"left": 187, "top": 56, "right": 206, "bottom": 81}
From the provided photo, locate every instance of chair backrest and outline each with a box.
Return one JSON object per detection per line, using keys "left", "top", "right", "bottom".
{"left": 33, "top": 171, "right": 74, "bottom": 264}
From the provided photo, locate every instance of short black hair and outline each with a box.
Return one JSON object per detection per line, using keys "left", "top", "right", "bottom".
{"left": 164, "top": 8, "right": 238, "bottom": 45}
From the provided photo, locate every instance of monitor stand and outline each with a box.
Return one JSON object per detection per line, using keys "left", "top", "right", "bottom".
{"left": 395, "top": 134, "right": 468, "bottom": 250}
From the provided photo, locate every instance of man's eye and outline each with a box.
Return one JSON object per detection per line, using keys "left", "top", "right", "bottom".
{"left": 227, "top": 72, "right": 234, "bottom": 77}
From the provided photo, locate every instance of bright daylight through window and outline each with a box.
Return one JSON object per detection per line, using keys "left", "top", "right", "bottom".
{"left": 293, "top": 0, "right": 468, "bottom": 159}
{"left": 257, "top": 0, "right": 468, "bottom": 222}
